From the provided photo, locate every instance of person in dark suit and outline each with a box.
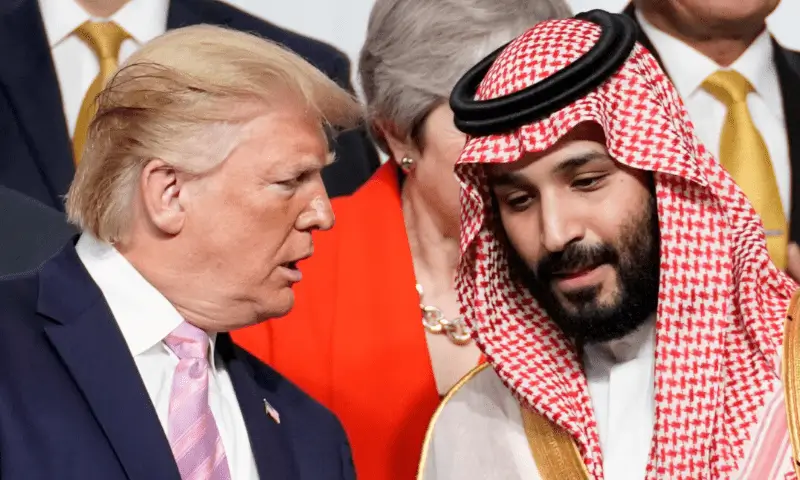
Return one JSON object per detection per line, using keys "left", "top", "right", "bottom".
{"left": 0, "top": 185, "right": 76, "bottom": 275}
{"left": 624, "top": 0, "right": 800, "bottom": 278}
{"left": 0, "top": 0, "right": 378, "bottom": 213}
{"left": 0, "top": 25, "right": 357, "bottom": 480}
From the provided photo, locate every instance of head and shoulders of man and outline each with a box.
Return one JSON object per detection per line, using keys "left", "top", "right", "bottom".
{"left": 0, "top": 25, "right": 357, "bottom": 400}
{"left": 431, "top": 9, "right": 797, "bottom": 419}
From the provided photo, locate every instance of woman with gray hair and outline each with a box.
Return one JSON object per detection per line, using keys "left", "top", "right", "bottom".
{"left": 232, "top": 0, "right": 571, "bottom": 478}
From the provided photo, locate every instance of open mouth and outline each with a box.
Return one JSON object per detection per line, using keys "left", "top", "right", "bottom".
{"left": 282, "top": 261, "right": 299, "bottom": 270}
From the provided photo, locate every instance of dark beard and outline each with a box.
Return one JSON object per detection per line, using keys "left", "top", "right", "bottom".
{"left": 509, "top": 195, "right": 660, "bottom": 345}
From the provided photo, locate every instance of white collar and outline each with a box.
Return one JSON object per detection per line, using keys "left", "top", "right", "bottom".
{"left": 38, "top": 0, "right": 169, "bottom": 47}
{"left": 75, "top": 233, "right": 218, "bottom": 368}
{"left": 583, "top": 316, "right": 656, "bottom": 365}
{"left": 636, "top": 10, "right": 783, "bottom": 120}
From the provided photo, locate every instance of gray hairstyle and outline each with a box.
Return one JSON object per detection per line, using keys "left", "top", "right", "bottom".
{"left": 359, "top": 0, "right": 572, "bottom": 152}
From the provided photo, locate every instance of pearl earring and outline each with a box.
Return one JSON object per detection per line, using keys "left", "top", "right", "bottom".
{"left": 399, "top": 156, "right": 415, "bottom": 173}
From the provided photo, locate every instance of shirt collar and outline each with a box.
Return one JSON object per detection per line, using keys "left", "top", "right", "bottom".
{"left": 38, "top": 0, "right": 90, "bottom": 47}
{"left": 636, "top": 10, "right": 782, "bottom": 119}
{"left": 38, "top": 0, "right": 169, "bottom": 47}
{"left": 112, "top": 0, "right": 170, "bottom": 45}
{"left": 75, "top": 233, "right": 218, "bottom": 369}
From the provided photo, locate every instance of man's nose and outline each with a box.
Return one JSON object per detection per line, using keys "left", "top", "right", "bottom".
{"left": 298, "top": 193, "right": 334, "bottom": 232}
{"left": 539, "top": 195, "right": 584, "bottom": 253}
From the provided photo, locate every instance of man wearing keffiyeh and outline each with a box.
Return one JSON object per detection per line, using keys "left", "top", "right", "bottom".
{"left": 418, "top": 9, "right": 800, "bottom": 480}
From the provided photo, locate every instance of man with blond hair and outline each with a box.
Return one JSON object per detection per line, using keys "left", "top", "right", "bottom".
{"left": 0, "top": 25, "right": 358, "bottom": 480}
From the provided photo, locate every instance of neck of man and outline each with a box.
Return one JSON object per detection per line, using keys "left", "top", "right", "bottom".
{"left": 76, "top": 0, "right": 131, "bottom": 18}
{"left": 583, "top": 315, "right": 657, "bottom": 364}
{"left": 401, "top": 181, "right": 460, "bottom": 299}
{"left": 638, "top": 8, "right": 767, "bottom": 67}
{"left": 117, "top": 237, "right": 249, "bottom": 334}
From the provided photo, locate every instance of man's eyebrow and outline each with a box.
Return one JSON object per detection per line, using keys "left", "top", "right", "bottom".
{"left": 280, "top": 152, "right": 336, "bottom": 177}
{"left": 490, "top": 151, "right": 611, "bottom": 187}
{"left": 490, "top": 170, "right": 528, "bottom": 188}
{"left": 551, "top": 151, "right": 611, "bottom": 175}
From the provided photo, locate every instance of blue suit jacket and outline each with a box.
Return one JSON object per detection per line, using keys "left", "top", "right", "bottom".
{"left": 0, "top": 0, "right": 379, "bottom": 209}
{"left": 0, "top": 241, "right": 356, "bottom": 480}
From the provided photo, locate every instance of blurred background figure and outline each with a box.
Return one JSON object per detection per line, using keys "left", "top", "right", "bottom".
{"left": 232, "top": 0, "right": 572, "bottom": 478}
{"left": 624, "top": 0, "right": 800, "bottom": 276}
{"left": 0, "top": 0, "right": 378, "bottom": 215}
{"left": 0, "top": 186, "right": 76, "bottom": 276}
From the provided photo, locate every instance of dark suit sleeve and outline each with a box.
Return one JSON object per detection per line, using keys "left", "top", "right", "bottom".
{"left": 339, "top": 430, "right": 356, "bottom": 480}
{"left": 0, "top": 186, "right": 76, "bottom": 276}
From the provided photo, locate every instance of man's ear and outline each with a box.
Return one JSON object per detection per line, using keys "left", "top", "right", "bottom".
{"left": 139, "top": 159, "right": 186, "bottom": 235}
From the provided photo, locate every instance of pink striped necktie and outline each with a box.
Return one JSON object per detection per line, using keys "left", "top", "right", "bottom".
{"left": 164, "top": 322, "right": 232, "bottom": 480}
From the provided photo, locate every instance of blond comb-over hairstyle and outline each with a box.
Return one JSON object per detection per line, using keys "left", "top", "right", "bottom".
{"left": 66, "top": 24, "right": 362, "bottom": 243}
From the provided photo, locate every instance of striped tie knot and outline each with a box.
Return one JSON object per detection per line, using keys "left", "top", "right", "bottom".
{"left": 165, "top": 322, "right": 210, "bottom": 360}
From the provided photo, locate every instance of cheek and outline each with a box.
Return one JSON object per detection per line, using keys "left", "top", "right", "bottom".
{"left": 498, "top": 210, "right": 544, "bottom": 268}
{"left": 590, "top": 176, "right": 651, "bottom": 238}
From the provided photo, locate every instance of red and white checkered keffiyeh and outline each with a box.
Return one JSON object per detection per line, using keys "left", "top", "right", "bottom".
{"left": 456, "top": 17, "right": 799, "bottom": 479}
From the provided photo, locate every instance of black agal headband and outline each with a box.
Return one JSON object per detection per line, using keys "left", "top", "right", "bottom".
{"left": 449, "top": 10, "right": 638, "bottom": 137}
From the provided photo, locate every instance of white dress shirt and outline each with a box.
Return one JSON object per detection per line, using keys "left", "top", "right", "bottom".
{"left": 583, "top": 318, "right": 656, "bottom": 480}
{"left": 38, "top": 0, "right": 170, "bottom": 137}
{"left": 76, "top": 233, "right": 260, "bottom": 480}
{"left": 636, "top": 11, "right": 791, "bottom": 217}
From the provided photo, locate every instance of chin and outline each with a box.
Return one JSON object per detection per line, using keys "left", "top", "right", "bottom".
{"left": 557, "top": 281, "right": 619, "bottom": 312}
{"left": 258, "top": 288, "right": 295, "bottom": 320}
{"left": 595, "top": 283, "right": 621, "bottom": 306}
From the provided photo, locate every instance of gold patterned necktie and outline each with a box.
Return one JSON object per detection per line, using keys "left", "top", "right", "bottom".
{"left": 72, "top": 21, "right": 129, "bottom": 165}
{"left": 702, "top": 69, "right": 787, "bottom": 269}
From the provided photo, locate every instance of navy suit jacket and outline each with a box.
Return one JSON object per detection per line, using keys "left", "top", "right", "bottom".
{"left": 0, "top": 240, "right": 356, "bottom": 480}
{"left": 0, "top": 0, "right": 379, "bottom": 210}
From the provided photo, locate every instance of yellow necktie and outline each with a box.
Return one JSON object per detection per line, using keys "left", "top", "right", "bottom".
{"left": 72, "top": 21, "right": 129, "bottom": 165}
{"left": 703, "top": 70, "right": 787, "bottom": 269}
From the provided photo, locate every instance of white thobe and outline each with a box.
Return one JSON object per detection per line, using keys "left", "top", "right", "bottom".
{"left": 420, "top": 319, "right": 657, "bottom": 480}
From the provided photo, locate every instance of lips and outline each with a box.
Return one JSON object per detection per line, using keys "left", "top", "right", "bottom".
{"left": 553, "top": 263, "right": 601, "bottom": 279}
{"left": 549, "top": 264, "right": 608, "bottom": 292}
{"left": 279, "top": 249, "right": 314, "bottom": 273}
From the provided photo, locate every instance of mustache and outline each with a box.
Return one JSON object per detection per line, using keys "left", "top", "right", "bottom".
{"left": 534, "top": 242, "right": 618, "bottom": 281}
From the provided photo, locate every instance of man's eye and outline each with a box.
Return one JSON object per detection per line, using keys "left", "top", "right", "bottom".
{"left": 277, "top": 173, "right": 308, "bottom": 189}
{"left": 505, "top": 194, "right": 533, "bottom": 210}
{"left": 278, "top": 178, "right": 300, "bottom": 188}
{"left": 572, "top": 174, "right": 607, "bottom": 190}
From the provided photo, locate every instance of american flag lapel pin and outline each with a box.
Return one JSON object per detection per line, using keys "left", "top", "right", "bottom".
{"left": 263, "top": 399, "right": 281, "bottom": 424}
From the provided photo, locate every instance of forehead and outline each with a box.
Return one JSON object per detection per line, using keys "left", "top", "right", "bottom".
{"left": 487, "top": 124, "right": 613, "bottom": 180}
{"left": 234, "top": 107, "right": 331, "bottom": 173}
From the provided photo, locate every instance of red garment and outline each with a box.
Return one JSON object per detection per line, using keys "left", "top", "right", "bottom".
{"left": 455, "top": 17, "right": 798, "bottom": 479}
{"left": 232, "top": 163, "right": 441, "bottom": 480}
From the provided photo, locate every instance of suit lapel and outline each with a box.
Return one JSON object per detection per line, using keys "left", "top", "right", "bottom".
{"left": 217, "top": 334, "right": 300, "bottom": 479}
{"left": 38, "top": 242, "right": 181, "bottom": 480}
{"left": 0, "top": 0, "right": 75, "bottom": 208}
{"left": 774, "top": 45, "right": 800, "bottom": 242}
